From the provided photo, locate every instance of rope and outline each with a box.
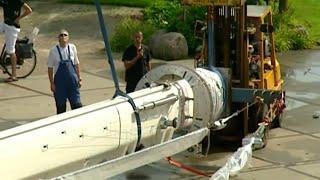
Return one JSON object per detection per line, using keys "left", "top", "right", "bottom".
{"left": 165, "top": 157, "right": 212, "bottom": 177}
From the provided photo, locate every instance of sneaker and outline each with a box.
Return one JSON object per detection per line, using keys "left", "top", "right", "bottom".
{"left": 4, "top": 77, "right": 18, "bottom": 82}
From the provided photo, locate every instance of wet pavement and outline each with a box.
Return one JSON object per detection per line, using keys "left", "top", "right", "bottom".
{"left": 279, "top": 49, "right": 320, "bottom": 134}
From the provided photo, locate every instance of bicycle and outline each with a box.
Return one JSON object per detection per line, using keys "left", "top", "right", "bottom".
{"left": 0, "top": 27, "right": 38, "bottom": 78}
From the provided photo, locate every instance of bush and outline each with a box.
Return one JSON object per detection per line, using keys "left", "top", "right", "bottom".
{"left": 290, "top": 30, "right": 313, "bottom": 50}
{"left": 110, "top": 18, "right": 156, "bottom": 52}
{"left": 272, "top": 3, "right": 313, "bottom": 51}
{"left": 143, "top": 1, "right": 182, "bottom": 30}
{"left": 274, "top": 24, "right": 292, "bottom": 51}
{"left": 143, "top": 1, "right": 206, "bottom": 54}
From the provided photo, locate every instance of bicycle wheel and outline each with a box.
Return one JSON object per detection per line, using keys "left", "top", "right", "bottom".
{"left": 6, "top": 50, "right": 37, "bottom": 78}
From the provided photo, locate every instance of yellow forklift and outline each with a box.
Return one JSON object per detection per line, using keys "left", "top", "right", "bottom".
{"left": 182, "top": 0, "right": 286, "bottom": 145}
{"left": 247, "top": 5, "right": 283, "bottom": 90}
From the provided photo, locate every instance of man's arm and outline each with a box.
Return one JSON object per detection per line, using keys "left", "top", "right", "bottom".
{"left": 147, "top": 48, "right": 151, "bottom": 71}
{"left": 147, "top": 62, "right": 151, "bottom": 71}
{"left": 48, "top": 49, "right": 56, "bottom": 93}
{"left": 21, "top": 3, "right": 32, "bottom": 18}
{"left": 48, "top": 67, "right": 55, "bottom": 93}
{"left": 15, "top": 3, "right": 32, "bottom": 24}
{"left": 75, "top": 64, "right": 81, "bottom": 80}
{"left": 74, "top": 64, "right": 82, "bottom": 88}
{"left": 123, "top": 54, "right": 141, "bottom": 70}
{"left": 48, "top": 67, "right": 54, "bottom": 84}
{"left": 72, "top": 45, "right": 82, "bottom": 87}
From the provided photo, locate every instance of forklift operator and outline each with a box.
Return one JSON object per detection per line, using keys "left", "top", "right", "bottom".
{"left": 248, "top": 44, "right": 260, "bottom": 79}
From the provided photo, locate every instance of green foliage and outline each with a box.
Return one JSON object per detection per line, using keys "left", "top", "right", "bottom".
{"left": 274, "top": 25, "right": 292, "bottom": 51}
{"left": 272, "top": 4, "right": 313, "bottom": 51}
{"left": 289, "top": 27, "right": 313, "bottom": 50}
{"left": 58, "top": 0, "right": 154, "bottom": 7}
{"left": 143, "top": 1, "right": 182, "bottom": 29}
{"left": 110, "top": 18, "right": 155, "bottom": 52}
{"left": 143, "top": 1, "right": 206, "bottom": 53}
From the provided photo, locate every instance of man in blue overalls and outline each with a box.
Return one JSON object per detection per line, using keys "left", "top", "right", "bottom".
{"left": 47, "top": 29, "right": 82, "bottom": 114}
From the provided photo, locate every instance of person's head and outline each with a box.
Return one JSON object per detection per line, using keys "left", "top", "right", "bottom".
{"left": 248, "top": 44, "right": 254, "bottom": 54}
{"left": 58, "top": 29, "right": 69, "bottom": 46}
{"left": 134, "top": 31, "right": 143, "bottom": 46}
{"left": 195, "top": 45, "right": 202, "bottom": 60}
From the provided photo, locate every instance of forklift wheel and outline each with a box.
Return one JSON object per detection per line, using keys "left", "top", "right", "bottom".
{"left": 256, "top": 104, "right": 268, "bottom": 123}
{"left": 257, "top": 104, "right": 269, "bottom": 146}
{"left": 262, "top": 122, "right": 270, "bottom": 148}
{"left": 249, "top": 103, "right": 268, "bottom": 133}
{"left": 272, "top": 112, "right": 283, "bottom": 128}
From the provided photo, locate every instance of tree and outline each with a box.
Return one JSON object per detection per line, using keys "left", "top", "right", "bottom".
{"left": 279, "top": 0, "right": 288, "bottom": 13}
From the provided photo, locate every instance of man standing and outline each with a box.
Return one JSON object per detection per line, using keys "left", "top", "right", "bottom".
{"left": 48, "top": 29, "right": 82, "bottom": 114}
{"left": 0, "top": 0, "right": 32, "bottom": 82}
{"left": 122, "top": 31, "right": 151, "bottom": 93}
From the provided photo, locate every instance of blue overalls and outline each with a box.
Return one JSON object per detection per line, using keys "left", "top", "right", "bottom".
{"left": 54, "top": 45, "right": 82, "bottom": 114}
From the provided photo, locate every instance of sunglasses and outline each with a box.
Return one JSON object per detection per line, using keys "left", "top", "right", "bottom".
{"left": 59, "top": 33, "right": 68, "bottom": 37}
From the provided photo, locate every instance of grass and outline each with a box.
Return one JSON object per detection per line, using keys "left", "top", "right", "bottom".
{"left": 58, "top": 0, "right": 157, "bottom": 7}
{"left": 291, "top": 0, "right": 320, "bottom": 40}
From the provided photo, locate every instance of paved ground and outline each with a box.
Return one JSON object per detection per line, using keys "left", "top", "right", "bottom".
{"left": 1, "top": 1, "right": 320, "bottom": 180}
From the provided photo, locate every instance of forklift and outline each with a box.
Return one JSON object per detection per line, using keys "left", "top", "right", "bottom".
{"left": 182, "top": 0, "right": 286, "bottom": 146}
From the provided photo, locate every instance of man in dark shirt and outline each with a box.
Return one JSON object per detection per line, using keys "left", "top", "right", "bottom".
{"left": 122, "top": 31, "right": 151, "bottom": 93}
{"left": 0, "top": 0, "right": 32, "bottom": 82}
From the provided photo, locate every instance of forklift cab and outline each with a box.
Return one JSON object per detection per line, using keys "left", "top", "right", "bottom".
{"left": 247, "top": 5, "right": 283, "bottom": 90}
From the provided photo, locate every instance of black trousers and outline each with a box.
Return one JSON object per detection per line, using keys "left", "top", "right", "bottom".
{"left": 125, "top": 80, "right": 139, "bottom": 93}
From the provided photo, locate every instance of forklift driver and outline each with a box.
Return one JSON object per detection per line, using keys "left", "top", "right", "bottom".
{"left": 194, "top": 45, "right": 203, "bottom": 67}
{"left": 248, "top": 44, "right": 260, "bottom": 79}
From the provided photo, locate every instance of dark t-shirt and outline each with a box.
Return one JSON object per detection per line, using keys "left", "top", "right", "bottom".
{"left": 0, "top": 0, "right": 25, "bottom": 28}
{"left": 122, "top": 44, "right": 151, "bottom": 83}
